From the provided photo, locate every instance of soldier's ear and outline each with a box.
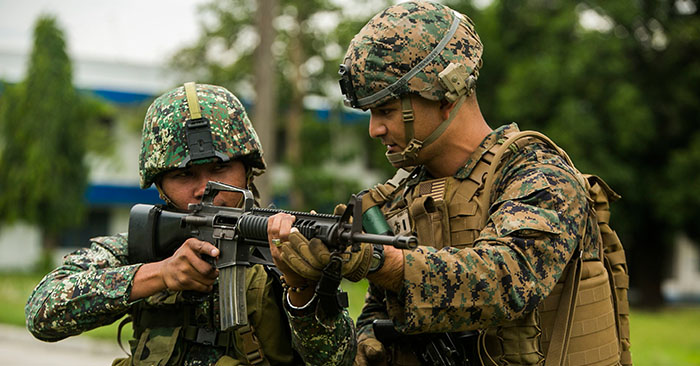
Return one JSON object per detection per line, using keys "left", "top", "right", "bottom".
{"left": 439, "top": 99, "right": 457, "bottom": 120}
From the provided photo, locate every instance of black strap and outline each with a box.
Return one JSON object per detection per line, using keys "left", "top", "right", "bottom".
{"left": 117, "top": 315, "right": 133, "bottom": 356}
{"left": 264, "top": 265, "right": 304, "bottom": 364}
{"left": 315, "top": 253, "right": 348, "bottom": 318}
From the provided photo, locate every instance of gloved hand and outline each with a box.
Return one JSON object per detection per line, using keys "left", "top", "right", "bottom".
{"left": 333, "top": 203, "right": 349, "bottom": 217}
{"left": 277, "top": 230, "right": 373, "bottom": 282}
{"left": 332, "top": 203, "right": 373, "bottom": 281}
{"left": 354, "top": 337, "right": 388, "bottom": 366}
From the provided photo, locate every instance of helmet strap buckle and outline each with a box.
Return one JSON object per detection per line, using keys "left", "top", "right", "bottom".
{"left": 404, "top": 139, "right": 423, "bottom": 160}
{"left": 385, "top": 138, "right": 423, "bottom": 166}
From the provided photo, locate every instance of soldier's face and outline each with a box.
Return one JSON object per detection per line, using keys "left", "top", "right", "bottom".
{"left": 368, "top": 96, "right": 445, "bottom": 167}
{"left": 159, "top": 160, "right": 247, "bottom": 210}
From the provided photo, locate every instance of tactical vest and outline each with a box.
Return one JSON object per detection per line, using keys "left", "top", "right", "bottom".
{"left": 363, "top": 130, "right": 632, "bottom": 366}
{"left": 113, "top": 264, "right": 296, "bottom": 366}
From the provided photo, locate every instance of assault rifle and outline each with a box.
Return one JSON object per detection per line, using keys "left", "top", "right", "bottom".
{"left": 373, "top": 319, "right": 478, "bottom": 366}
{"left": 127, "top": 181, "right": 418, "bottom": 331}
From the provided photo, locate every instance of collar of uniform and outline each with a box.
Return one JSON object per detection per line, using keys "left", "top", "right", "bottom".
{"left": 454, "top": 123, "right": 521, "bottom": 179}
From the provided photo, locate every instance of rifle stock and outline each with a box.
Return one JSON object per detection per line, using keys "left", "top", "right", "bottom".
{"left": 128, "top": 181, "right": 418, "bottom": 331}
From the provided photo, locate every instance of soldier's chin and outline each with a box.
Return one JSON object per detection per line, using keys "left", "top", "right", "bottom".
{"left": 386, "top": 155, "right": 416, "bottom": 169}
{"left": 391, "top": 161, "right": 407, "bottom": 168}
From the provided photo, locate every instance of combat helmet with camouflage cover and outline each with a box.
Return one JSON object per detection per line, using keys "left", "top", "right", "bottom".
{"left": 339, "top": 1, "right": 483, "bottom": 166}
{"left": 139, "top": 82, "right": 265, "bottom": 189}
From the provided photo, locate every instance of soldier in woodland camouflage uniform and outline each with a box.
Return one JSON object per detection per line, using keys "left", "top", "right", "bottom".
{"left": 275, "top": 2, "right": 626, "bottom": 366}
{"left": 25, "top": 83, "right": 356, "bottom": 366}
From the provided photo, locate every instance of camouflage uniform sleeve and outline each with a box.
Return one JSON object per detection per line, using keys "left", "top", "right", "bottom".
{"left": 389, "top": 147, "right": 592, "bottom": 334}
{"left": 25, "top": 234, "right": 141, "bottom": 341}
{"left": 285, "top": 294, "right": 357, "bottom": 365}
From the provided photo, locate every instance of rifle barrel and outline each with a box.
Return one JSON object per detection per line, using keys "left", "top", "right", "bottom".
{"left": 344, "top": 232, "right": 418, "bottom": 249}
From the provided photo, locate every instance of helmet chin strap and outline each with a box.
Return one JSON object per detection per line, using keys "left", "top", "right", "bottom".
{"left": 385, "top": 94, "right": 467, "bottom": 167}
{"left": 155, "top": 183, "right": 178, "bottom": 208}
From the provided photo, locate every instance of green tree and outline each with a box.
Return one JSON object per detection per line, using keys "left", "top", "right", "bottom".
{"left": 447, "top": 0, "right": 700, "bottom": 306}
{"left": 0, "top": 15, "right": 112, "bottom": 263}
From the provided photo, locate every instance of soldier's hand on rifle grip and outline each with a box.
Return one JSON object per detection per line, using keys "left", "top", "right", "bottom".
{"left": 355, "top": 337, "right": 388, "bottom": 366}
{"left": 160, "top": 238, "right": 220, "bottom": 293}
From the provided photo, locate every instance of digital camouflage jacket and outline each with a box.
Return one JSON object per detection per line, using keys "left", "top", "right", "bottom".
{"left": 358, "top": 124, "right": 600, "bottom": 364}
{"left": 25, "top": 233, "right": 356, "bottom": 366}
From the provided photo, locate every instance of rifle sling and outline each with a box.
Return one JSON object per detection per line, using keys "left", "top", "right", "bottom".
{"left": 316, "top": 254, "right": 348, "bottom": 318}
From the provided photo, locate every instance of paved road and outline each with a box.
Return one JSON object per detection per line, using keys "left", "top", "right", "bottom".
{"left": 0, "top": 324, "right": 124, "bottom": 366}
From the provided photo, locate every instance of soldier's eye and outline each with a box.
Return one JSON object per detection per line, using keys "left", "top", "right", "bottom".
{"left": 168, "top": 169, "right": 192, "bottom": 179}
{"left": 214, "top": 162, "right": 231, "bottom": 171}
{"left": 376, "top": 108, "right": 394, "bottom": 116}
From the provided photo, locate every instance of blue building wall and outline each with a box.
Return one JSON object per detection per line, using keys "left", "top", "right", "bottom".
{"left": 86, "top": 184, "right": 163, "bottom": 206}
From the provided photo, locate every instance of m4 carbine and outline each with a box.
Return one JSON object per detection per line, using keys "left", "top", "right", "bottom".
{"left": 127, "top": 181, "right": 418, "bottom": 331}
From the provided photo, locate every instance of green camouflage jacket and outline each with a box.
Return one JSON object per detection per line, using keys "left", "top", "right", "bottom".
{"left": 25, "top": 233, "right": 355, "bottom": 366}
{"left": 357, "top": 123, "right": 597, "bottom": 337}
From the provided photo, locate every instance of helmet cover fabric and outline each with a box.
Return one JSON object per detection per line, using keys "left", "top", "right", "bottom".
{"left": 342, "top": 1, "right": 483, "bottom": 109}
{"left": 139, "top": 83, "right": 265, "bottom": 188}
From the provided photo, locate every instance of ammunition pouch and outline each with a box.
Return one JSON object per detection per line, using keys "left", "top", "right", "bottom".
{"left": 123, "top": 265, "right": 292, "bottom": 366}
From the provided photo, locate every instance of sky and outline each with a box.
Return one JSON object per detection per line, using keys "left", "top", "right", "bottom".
{"left": 0, "top": 0, "right": 209, "bottom": 65}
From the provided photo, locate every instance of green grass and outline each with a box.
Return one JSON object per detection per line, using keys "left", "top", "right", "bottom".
{"left": 0, "top": 272, "right": 128, "bottom": 341}
{"left": 4, "top": 273, "right": 700, "bottom": 365}
{"left": 631, "top": 307, "right": 700, "bottom": 365}
{"left": 342, "top": 279, "right": 369, "bottom": 320}
{"left": 0, "top": 272, "right": 44, "bottom": 326}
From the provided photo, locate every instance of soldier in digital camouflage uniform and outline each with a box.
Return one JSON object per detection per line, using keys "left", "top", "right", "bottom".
{"left": 275, "top": 2, "right": 625, "bottom": 366}
{"left": 25, "top": 83, "right": 356, "bottom": 366}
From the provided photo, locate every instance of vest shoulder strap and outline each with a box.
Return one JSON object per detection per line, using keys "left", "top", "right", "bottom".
{"left": 362, "top": 168, "right": 413, "bottom": 213}
{"left": 479, "top": 130, "right": 585, "bottom": 228}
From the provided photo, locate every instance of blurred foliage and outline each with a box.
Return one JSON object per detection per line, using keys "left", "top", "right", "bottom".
{"left": 171, "top": 0, "right": 392, "bottom": 210}
{"left": 270, "top": 109, "right": 368, "bottom": 211}
{"left": 122, "top": 100, "right": 157, "bottom": 135}
{"left": 447, "top": 0, "right": 700, "bottom": 306}
{"left": 0, "top": 16, "right": 114, "bottom": 250}
{"left": 171, "top": 0, "right": 390, "bottom": 99}
{"left": 78, "top": 91, "right": 118, "bottom": 156}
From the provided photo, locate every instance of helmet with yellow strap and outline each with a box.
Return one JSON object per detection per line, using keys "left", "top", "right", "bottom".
{"left": 139, "top": 82, "right": 265, "bottom": 190}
